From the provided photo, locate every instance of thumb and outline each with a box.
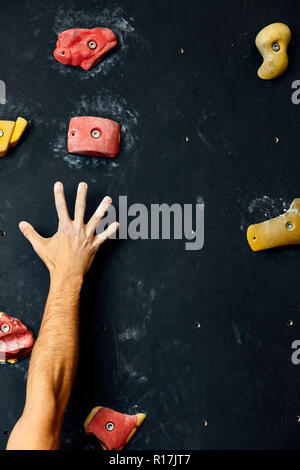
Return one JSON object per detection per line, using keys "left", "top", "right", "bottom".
{"left": 19, "top": 221, "right": 43, "bottom": 249}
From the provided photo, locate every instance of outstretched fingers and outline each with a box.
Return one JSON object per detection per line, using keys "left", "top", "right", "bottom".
{"left": 86, "top": 196, "right": 112, "bottom": 235}
{"left": 74, "top": 182, "right": 87, "bottom": 225}
{"left": 94, "top": 222, "right": 119, "bottom": 248}
{"left": 54, "top": 182, "right": 70, "bottom": 226}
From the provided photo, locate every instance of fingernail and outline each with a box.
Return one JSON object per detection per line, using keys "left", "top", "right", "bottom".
{"left": 19, "top": 222, "right": 26, "bottom": 231}
{"left": 79, "top": 182, "right": 87, "bottom": 190}
{"left": 104, "top": 196, "right": 112, "bottom": 204}
{"left": 55, "top": 181, "right": 63, "bottom": 188}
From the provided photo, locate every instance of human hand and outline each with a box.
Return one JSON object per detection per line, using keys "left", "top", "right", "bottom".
{"left": 19, "top": 182, "right": 119, "bottom": 282}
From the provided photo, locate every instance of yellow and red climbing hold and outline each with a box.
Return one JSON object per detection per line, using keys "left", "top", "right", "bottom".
{"left": 84, "top": 406, "right": 146, "bottom": 450}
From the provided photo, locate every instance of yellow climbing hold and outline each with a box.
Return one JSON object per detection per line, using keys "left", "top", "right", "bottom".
{"left": 9, "top": 117, "right": 28, "bottom": 148}
{"left": 0, "top": 121, "right": 16, "bottom": 157}
{"left": 0, "top": 117, "right": 28, "bottom": 157}
{"left": 255, "top": 23, "right": 291, "bottom": 80}
{"left": 247, "top": 199, "right": 300, "bottom": 251}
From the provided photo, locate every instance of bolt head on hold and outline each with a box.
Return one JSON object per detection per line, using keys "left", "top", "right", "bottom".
{"left": 272, "top": 43, "right": 280, "bottom": 51}
{"left": 286, "top": 221, "right": 294, "bottom": 230}
{"left": 68, "top": 116, "right": 121, "bottom": 158}
{"left": 1, "top": 324, "right": 10, "bottom": 333}
{"left": 88, "top": 41, "right": 97, "bottom": 50}
{"left": 105, "top": 422, "right": 115, "bottom": 431}
{"left": 0, "top": 130, "right": 3, "bottom": 137}
{"left": 91, "top": 129, "right": 101, "bottom": 138}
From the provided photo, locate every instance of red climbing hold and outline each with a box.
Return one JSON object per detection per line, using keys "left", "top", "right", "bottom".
{"left": 0, "top": 312, "right": 34, "bottom": 364}
{"left": 68, "top": 116, "right": 121, "bottom": 158}
{"left": 54, "top": 28, "right": 118, "bottom": 70}
{"left": 84, "top": 406, "right": 146, "bottom": 450}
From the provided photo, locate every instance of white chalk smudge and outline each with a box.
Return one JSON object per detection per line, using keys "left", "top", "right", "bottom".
{"left": 238, "top": 193, "right": 290, "bottom": 231}
{"left": 248, "top": 196, "right": 289, "bottom": 220}
{"left": 137, "top": 280, "right": 144, "bottom": 294}
{"left": 240, "top": 213, "right": 245, "bottom": 231}
{"left": 119, "top": 354, "right": 148, "bottom": 384}
{"left": 150, "top": 288, "right": 156, "bottom": 301}
{"left": 197, "top": 130, "right": 214, "bottom": 152}
{"left": 138, "top": 376, "right": 148, "bottom": 384}
{"left": 232, "top": 322, "right": 242, "bottom": 345}
{"left": 118, "top": 327, "right": 144, "bottom": 342}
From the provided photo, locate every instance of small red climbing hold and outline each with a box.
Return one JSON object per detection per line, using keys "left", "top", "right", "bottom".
{"left": 84, "top": 406, "right": 146, "bottom": 450}
{"left": 54, "top": 28, "right": 118, "bottom": 71}
{"left": 0, "top": 312, "right": 34, "bottom": 364}
{"left": 68, "top": 116, "right": 121, "bottom": 158}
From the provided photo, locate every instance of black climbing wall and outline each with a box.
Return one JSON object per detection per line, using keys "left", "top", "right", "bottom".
{"left": 1, "top": 0, "right": 300, "bottom": 451}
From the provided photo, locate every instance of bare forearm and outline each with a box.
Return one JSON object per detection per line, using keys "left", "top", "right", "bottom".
{"left": 25, "top": 272, "right": 83, "bottom": 418}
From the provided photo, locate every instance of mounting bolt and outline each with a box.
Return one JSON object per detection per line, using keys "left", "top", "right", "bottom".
{"left": 286, "top": 221, "right": 294, "bottom": 230}
{"left": 272, "top": 43, "right": 280, "bottom": 52}
{"left": 1, "top": 324, "right": 10, "bottom": 333}
{"left": 0, "top": 130, "right": 3, "bottom": 137}
{"left": 106, "top": 422, "right": 115, "bottom": 431}
{"left": 91, "top": 129, "right": 101, "bottom": 139}
{"left": 88, "top": 41, "right": 97, "bottom": 50}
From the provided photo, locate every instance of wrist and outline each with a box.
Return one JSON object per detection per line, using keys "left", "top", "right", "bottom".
{"left": 50, "top": 269, "right": 83, "bottom": 290}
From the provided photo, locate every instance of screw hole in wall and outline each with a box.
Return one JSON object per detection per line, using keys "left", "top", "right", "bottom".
{"left": 194, "top": 322, "right": 201, "bottom": 328}
{"left": 0, "top": 231, "right": 5, "bottom": 236}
